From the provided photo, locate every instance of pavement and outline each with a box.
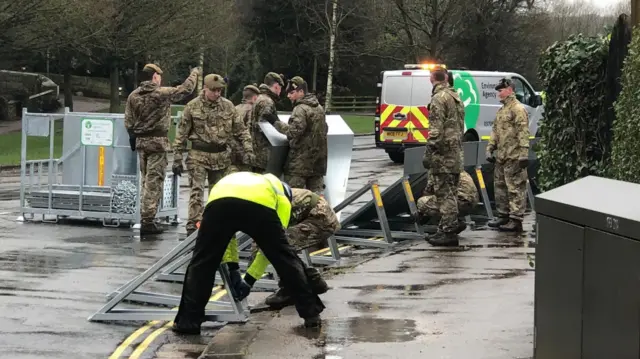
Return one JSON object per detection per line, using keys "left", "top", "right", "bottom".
{"left": 0, "top": 136, "right": 537, "bottom": 359}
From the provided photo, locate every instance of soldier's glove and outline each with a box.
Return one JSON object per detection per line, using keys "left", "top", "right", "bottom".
{"left": 422, "top": 145, "right": 434, "bottom": 169}
{"left": 261, "top": 113, "right": 279, "bottom": 125}
{"left": 172, "top": 161, "right": 184, "bottom": 176}
{"left": 128, "top": 135, "right": 136, "bottom": 151}
{"left": 518, "top": 158, "right": 529, "bottom": 169}
{"left": 485, "top": 154, "right": 495, "bottom": 164}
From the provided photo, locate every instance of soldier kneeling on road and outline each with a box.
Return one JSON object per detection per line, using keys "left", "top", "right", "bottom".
{"left": 417, "top": 170, "right": 479, "bottom": 235}
{"left": 231, "top": 188, "right": 341, "bottom": 309}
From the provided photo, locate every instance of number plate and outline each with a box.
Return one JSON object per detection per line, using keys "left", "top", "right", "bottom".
{"left": 384, "top": 130, "right": 408, "bottom": 140}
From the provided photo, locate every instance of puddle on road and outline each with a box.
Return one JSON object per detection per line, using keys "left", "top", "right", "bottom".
{"left": 62, "top": 234, "right": 138, "bottom": 245}
{"left": 347, "top": 301, "right": 408, "bottom": 313}
{"left": 294, "top": 317, "right": 420, "bottom": 345}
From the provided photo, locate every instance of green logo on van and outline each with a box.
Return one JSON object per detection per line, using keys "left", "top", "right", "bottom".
{"left": 451, "top": 71, "right": 480, "bottom": 132}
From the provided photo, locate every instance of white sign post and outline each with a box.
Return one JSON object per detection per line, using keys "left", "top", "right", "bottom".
{"left": 81, "top": 118, "right": 114, "bottom": 147}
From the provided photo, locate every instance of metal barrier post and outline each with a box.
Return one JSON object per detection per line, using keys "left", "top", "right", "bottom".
{"left": 402, "top": 175, "right": 424, "bottom": 236}
{"left": 474, "top": 166, "right": 494, "bottom": 219}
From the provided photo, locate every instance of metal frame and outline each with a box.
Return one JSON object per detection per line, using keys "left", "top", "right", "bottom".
{"left": 90, "top": 231, "right": 249, "bottom": 323}
{"left": 334, "top": 179, "right": 395, "bottom": 248}
{"left": 16, "top": 108, "right": 181, "bottom": 228}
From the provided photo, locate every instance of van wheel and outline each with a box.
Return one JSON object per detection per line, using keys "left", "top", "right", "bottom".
{"left": 388, "top": 151, "right": 404, "bottom": 164}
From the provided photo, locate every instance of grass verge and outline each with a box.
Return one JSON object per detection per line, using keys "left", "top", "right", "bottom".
{"left": 0, "top": 103, "right": 372, "bottom": 166}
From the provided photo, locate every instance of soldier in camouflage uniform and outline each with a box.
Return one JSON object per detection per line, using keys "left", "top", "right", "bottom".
{"left": 172, "top": 74, "right": 254, "bottom": 237}
{"left": 485, "top": 77, "right": 530, "bottom": 232}
{"left": 233, "top": 187, "right": 339, "bottom": 308}
{"left": 422, "top": 66, "right": 465, "bottom": 247}
{"left": 125, "top": 64, "right": 200, "bottom": 235}
{"left": 249, "top": 72, "right": 284, "bottom": 173}
{"left": 266, "top": 76, "right": 328, "bottom": 193}
{"left": 417, "top": 171, "right": 479, "bottom": 233}
{"left": 230, "top": 84, "right": 260, "bottom": 172}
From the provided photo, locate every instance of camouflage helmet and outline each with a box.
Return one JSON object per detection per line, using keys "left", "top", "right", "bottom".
{"left": 243, "top": 84, "right": 260, "bottom": 95}
{"left": 142, "top": 63, "right": 163, "bottom": 74}
{"left": 286, "top": 76, "right": 306, "bottom": 93}
{"left": 495, "top": 77, "right": 515, "bottom": 91}
{"left": 264, "top": 72, "right": 284, "bottom": 87}
{"left": 204, "top": 74, "right": 226, "bottom": 90}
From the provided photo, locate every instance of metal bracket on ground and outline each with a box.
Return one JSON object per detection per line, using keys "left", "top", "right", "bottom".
{"left": 334, "top": 179, "right": 395, "bottom": 248}
{"left": 90, "top": 231, "right": 249, "bottom": 323}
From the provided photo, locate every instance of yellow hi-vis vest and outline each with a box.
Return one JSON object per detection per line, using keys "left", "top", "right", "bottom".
{"left": 206, "top": 172, "right": 292, "bottom": 228}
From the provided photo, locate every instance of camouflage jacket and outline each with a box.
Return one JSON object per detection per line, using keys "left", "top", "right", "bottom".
{"left": 173, "top": 92, "right": 252, "bottom": 165}
{"left": 274, "top": 94, "right": 328, "bottom": 177}
{"left": 486, "top": 94, "right": 530, "bottom": 162}
{"left": 290, "top": 188, "right": 340, "bottom": 233}
{"left": 422, "top": 83, "right": 465, "bottom": 173}
{"left": 231, "top": 102, "right": 254, "bottom": 165}
{"left": 125, "top": 70, "right": 198, "bottom": 153}
{"left": 249, "top": 84, "right": 279, "bottom": 170}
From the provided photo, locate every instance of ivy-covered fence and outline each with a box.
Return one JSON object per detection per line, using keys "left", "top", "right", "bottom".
{"left": 610, "top": 26, "right": 640, "bottom": 182}
{"left": 536, "top": 34, "right": 609, "bottom": 192}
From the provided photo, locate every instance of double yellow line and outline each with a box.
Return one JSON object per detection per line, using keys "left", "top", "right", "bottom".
{"left": 109, "top": 243, "right": 354, "bottom": 358}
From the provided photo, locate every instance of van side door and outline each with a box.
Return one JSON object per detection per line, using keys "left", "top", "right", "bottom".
{"left": 512, "top": 77, "right": 541, "bottom": 138}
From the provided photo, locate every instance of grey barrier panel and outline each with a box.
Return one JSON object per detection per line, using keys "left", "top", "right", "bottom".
{"left": 534, "top": 176, "right": 640, "bottom": 358}
{"left": 90, "top": 230, "right": 249, "bottom": 322}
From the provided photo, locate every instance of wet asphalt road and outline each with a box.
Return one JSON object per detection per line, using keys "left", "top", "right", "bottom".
{"left": 245, "top": 220, "right": 536, "bottom": 359}
{"left": 0, "top": 136, "right": 405, "bottom": 359}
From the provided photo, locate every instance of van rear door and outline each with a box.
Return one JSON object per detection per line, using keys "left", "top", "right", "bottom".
{"left": 379, "top": 71, "right": 431, "bottom": 145}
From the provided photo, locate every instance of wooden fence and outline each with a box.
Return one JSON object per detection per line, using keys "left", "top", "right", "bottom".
{"left": 330, "top": 95, "right": 376, "bottom": 113}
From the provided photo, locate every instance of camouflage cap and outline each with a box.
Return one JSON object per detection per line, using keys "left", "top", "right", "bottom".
{"left": 264, "top": 72, "right": 284, "bottom": 86}
{"left": 495, "top": 77, "right": 515, "bottom": 91}
{"left": 142, "top": 63, "right": 163, "bottom": 75}
{"left": 243, "top": 84, "right": 260, "bottom": 94}
{"left": 286, "top": 76, "right": 306, "bottom": 93}
{"left": 204, "top": 74, "right": 226, "bottom": 90}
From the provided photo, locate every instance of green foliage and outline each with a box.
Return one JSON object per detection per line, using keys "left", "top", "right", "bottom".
{"left": 610, "top": 27, "right": 640, "bottom": 183}
{"left": 537, "top": 34, "right": 609, "bottom": 191}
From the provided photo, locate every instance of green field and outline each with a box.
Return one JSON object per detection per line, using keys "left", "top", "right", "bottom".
{"left": 0, "top": 104, "right": 373, "bottom": 166}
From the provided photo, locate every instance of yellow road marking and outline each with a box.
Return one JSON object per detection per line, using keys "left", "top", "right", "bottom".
{"left": 114, "top": 236, "right": 379, "bottom": 358}
{"left": 128, "top": 290, "right": 228, "bottom": 359}
{"left": 108, "top": 321, "right": 160, "bottom": 359}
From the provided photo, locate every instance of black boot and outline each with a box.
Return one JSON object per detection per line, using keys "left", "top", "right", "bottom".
{"left": 427, "top": 231, "right": 459, "bottom": 247}
{"left": 264, "top": 283, "right": 295, "bottom": 309}
{"left": 304, "top": 315, "right": 322, "bottom": 328}
{"left": 305, "top": 267, "right": 329, "bottom": 294}
{"left": 228, "top": 269, "right": 251, "bottom": 301}
{"left": 499, "top": 219, "right": 523, "bottom": 233}
{"left": 488, "top": 217, "right": 509, "bottom": 228}
{"left": 140, "top": 222, "right": 164, "bottom": 235}
{"left": 454, "top": 219, "right": 467, "bottom": 234}
{"left": 171, "top": 320, "right": 201, "bottom": 335}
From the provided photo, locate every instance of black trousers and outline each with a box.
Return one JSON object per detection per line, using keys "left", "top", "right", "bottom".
{"left": 174, "top": 197, "right": 325, "bottom": 325}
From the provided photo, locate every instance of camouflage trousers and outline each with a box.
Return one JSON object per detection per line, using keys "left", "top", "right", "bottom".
{"left": 416, "top": 195, "right": 473, "bottom": 219}
{"left": 494, "top": 160, "right": 527, "bottom": 221}
{"left": 430, "top": 173, "right": 460, "bottom": 233}
{"left": 228, "top": 163, "right": 252, "bottom": 173}
{"left": 139, "top": 150, "right": 168, "bottom": 224}
{"left": 284, "top": 174, "right": 325, "bottom": 194}
{"left": 248, "top": 219, "right": 334, "bottom": 262}
{"left": 185, "top": 152, "right": 231, "bottom": 232}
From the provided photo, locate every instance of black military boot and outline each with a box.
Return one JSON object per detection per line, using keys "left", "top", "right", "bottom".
{"left": 427, "top": 231, "right": 459, "bottom": 247}
{"left": 171, "top": 320, "right": 201, "bottom": 335}
{"left": 454, "top": 219, "right": 467, "bottom": 234}
{"left": 305, "top": 267, "right": 329, "bottom": 294}
{"left": 265, "top": 281, "right": 295, "bottom": 309}
{"left": 487, "top": 217, "right": 509, "bottom": 228}
{"left": 499, "top": 219, "right": 523, "bottom": 233}
{"left": 304, "top": 315, "right": 322, "bottom": 328}
{"left": 228, "top": 269, "right": 251, "bottom": 301}
{"left": 140, "top": 222, "right": 164, "bottom": 235}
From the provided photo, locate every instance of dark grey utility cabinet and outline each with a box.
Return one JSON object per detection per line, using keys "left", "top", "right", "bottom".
{"left": 534, "top": 176, "right": 640, "bottom": 359}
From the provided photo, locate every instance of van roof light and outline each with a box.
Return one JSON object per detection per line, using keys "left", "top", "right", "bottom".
{"left": 403, "top": 63, "right": 447, "bottom": 70}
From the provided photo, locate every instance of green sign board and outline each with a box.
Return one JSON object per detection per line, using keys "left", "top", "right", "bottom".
{"left": 81, "top": 118, "right": 114, "bottom": 147}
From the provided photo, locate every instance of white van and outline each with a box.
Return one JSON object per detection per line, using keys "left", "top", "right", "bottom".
{"left": 374, "top": 64, "right": 544, "bottom": 163}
